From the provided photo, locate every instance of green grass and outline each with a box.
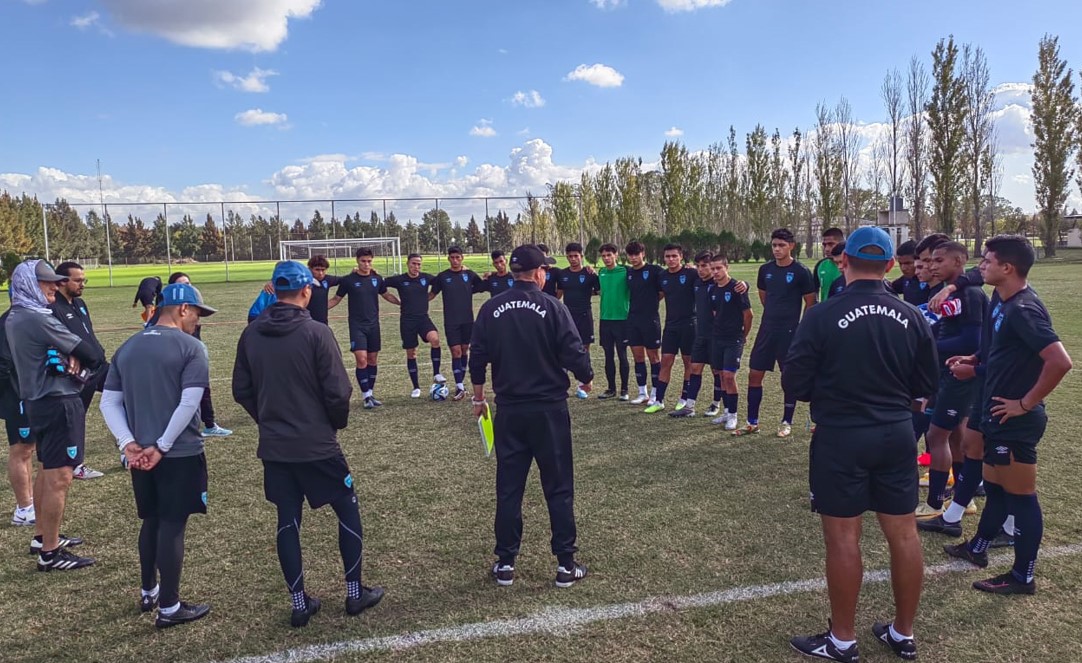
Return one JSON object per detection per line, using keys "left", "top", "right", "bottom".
{"left": 3, "top": 262, "right": 1082, "bottom": 663}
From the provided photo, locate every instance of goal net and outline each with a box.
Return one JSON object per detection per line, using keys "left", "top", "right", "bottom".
{"left": 279, "top": 237, "right": 403, "bottom": 276}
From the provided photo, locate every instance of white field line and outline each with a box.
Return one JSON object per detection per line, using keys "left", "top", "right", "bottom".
{"left": 212, "top": 542, "right": 1082, "bottom": 663}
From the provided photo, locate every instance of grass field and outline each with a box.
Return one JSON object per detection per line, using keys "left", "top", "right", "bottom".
{"left": 2, "top": 261, "right": 1081, "bottom": 663}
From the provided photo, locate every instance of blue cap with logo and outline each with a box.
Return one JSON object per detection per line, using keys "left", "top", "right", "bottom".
{"left": 272, "top": 260, "right": 315, "bottom": 292}
{"left": 844, "top": 227, "right": 894, "bottom": 262}
{"left": 160, "top": 283, "right": 217, "bottom": 316}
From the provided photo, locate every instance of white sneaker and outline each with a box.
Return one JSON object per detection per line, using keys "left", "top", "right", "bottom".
{"left": 202, "top": 424, "right": 233, "bottom": 437}
{"left": 434, "top": 373, "right": 447, "bottom": 384}
{"left": 73, "top": 464, "right": 104, "bottom": 480}
{"left": 11, "top": 505, "right": 35, "bottom": 526}
{"left": 630, "top": 393, "right": 650, "bottom": 405}
{"left": 410, "top": 388, "right": 422, "bottom": 398}
{"left": 724, "top": 413, "right": 739, "bottom": 431}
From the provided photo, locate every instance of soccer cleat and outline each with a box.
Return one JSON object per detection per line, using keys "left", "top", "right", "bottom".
{"left": 597, "top": 390, "right": 617, "bottom": 400}
{"left": 916, "top": 514, "right": 962, "bottom": 537}
{"left": 364, "top": 397, "right": 376, "bottom": 409}
{"left": 710, "top": 414, "right": 728, "bottom": 425}
{"left": 724, "top": 413, "right": 739, "bottom": 431}
{"left": 789, "top": 624, "right": 860, "bottom": 662}
{"left": 410, "top": 388, "right": 422, "bottom": 399}
{"left": 974, "top": 483, "right": 986, "bottom": 497}
{"left": 618, "top": 392, "right": 630, "bottom": 401}
{"left": 731, "top": 423, "right": 760, "bottom": 437}
{"left": 555, "top": 562, "right": 588, "bottom": 588}
{"left": 575, "top": 388, "right": 588, "bottom": 400}
{"left": 989, "top": 529, "right": 1015, "bottom": 549}
{"left": 973, "top": 572, "right": 1036, "bottom": 596}
{"left": 290, "top": 594, "right": 321, "bottom": 628}
{"left": 30, "top": 533, "right": 84, "bottom": 555}
{"left": 11, "top": 505, "right": 35, "bottom": 527}
{"left": 37, "top": 549, "right": 95, "bottom": 572}
{"left": 669, "top": 407, "right": 696, "bottom": 418}
{"left": 643, "top": 402, "right": 665, "bottom": 414}
{"left": 140, "top": 588, "right": 160, "bottom": 613}
{"left": 918, "top": 471, "right": 954, "bottom": 488}
{"left": 155, "top": 601, "right": 211, "bottom": 628}
{"left": 630, "top": 393, "right": 650, "bottom": 405}
{"left": 492, "top": 563, "right": 515, "bottom": 587}
{"left": 202, "top": 424, "right": 233, "bottom": 437}
{"left": 368, "top": 397, "right": 383, "bottom": 408}
{"left": 433, "top": 373, "right": 447, "bottom": 384}
{"left": 777, "top": 423, "right": 793, "bottom": 438}
{"left": 871, "top": 621, "right": 917, "bottom": 660}
{"left": 914, "top": 503, "right": 943, "bottom": 520}
{"left": 73, "top": 464, "right": 104, "bottom": 480}
{"left": 346, "top": 586, "right": 385, "bottom": 616}
{"left": 703, "top": 403, "right": 721, "bottom": 417}
{"left": 452, "top": 387, "right": 467, "bottom": 401}
{"left": 917, "top": 452, "right": 931, "bottom": 467}
{"left": 943, "top": 541, "right": 989, "bottom": 568}
{"left": 674, "top": 399, "right": 687, "bottom": 411}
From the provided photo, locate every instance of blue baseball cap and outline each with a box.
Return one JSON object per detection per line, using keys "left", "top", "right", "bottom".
{"left": 160, "top": 283, "right": 217, "bottom": 316}
{"left": 272, "top": 261, "right": 315, "bottom": 292}
{"left": 844, "top": 227, "right": 894, "bottom": 262}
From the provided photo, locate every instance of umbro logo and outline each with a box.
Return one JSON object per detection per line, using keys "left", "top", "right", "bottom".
{"left": 947, "top": 409, "right": 958, "bottom": 417}
{"left": 995, "top": 446, "right": 1009, "bottom": 454}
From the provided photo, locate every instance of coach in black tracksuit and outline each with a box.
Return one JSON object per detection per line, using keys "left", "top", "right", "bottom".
{"left": 468, "top": 244, "right": 594, "bottom": 589}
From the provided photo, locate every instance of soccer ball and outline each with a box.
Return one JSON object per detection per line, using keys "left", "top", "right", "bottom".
{"left": 430, "top": 383, "right": 449, "bottom": 401}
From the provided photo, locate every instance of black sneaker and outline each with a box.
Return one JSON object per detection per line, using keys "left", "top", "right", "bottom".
{"left": 290, "top": 594, "right": 321, "bottom": 628}
{"left": 363, "top": 397, "right": 376, "bottom": 409}
{"left": 989, "top": 529, "right": 1015, "bottom": 548}
{"left": 974, "top": 483, "right": 986, "bottom": 497}
{"left": 973, "top": 572, "right": 1036, "bottom": 595}
{"left": 155, "top": 601, "right": 211, "bottom": 628}
{"left": 555, "top": 562, "right": 588, "bottom": 588}
{"left": 789, "top": 624, "right": 860, "bottom": 662}
{"left": 492, "top": 562, "right": 515, "bottom": 586}
{"left": 346, "top": 586, "right": 385, "bottom": 616}
{"left": 916, "top": 514, "right": 962, "bottom": 537}
{"left": 369, "top": 397, "right": 383, "bottom": 408}
{"left": 140, "top": 589, "right": 160, "bottom": 613}
{"left": 597, "top": 390, "right": 617, "bottom": 400}
{"left": 29, "top": 533, "right": 84, "bottom": 555}
{"left": 36, "top": 548, "right": 95, "bottom": 572}
{"left": 668, "top": 408, "right": 696, "bottom": 418}
{"left": 871, "top": 621, "right": 917, "bottom": 660}
{"left": 943, "top": 541, "right": 988, "bottom": 568}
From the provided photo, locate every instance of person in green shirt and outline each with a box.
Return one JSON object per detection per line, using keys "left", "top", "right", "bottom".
{"left": 597, "top": 243, "right": 630, "bottom": 400}
{"left": 813, "top": 227, "right": 845, "bottom": 303}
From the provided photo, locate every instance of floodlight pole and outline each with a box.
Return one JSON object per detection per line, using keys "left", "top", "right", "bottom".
{"left": 221, "top": 202, "right": 230, "bottom": 282}
{"left": 41, "top": 205, "right": 50, "bottom": 262}
{"left": 485, "top": 198, "right": 491, "bottom": 254}
{"left": 163, "top": 203, "right": 172, "bottom": 270}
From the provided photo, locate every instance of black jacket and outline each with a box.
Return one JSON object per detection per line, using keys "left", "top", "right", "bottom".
{"left": 469, "top": 281, "right": 594, "bottom": 408}
{"left": 232, "top": 303, "right": 353, "bottom": 462}
{"left": 782, "top": 279, "right": 939, "bottom": 427}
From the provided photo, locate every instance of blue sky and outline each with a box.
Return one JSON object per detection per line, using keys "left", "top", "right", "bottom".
{"left": 1, "top": 0, "right": 1080, "bottom": 214}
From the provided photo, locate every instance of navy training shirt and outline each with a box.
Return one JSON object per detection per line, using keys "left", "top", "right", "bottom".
{"left": 335, "top": 272, "right": 387, "bottom": 326}
{"left": 829, "top": 275, "right": 847, "bottom": 298}
{"left": 485, "top": 272, "right": 515, "bottom": 298}
{"left": 935, "top": 284, "right": 988, "bottom": 365}
{"left": 306, "top": 275, "right": 341, "bottom": 325}
{"left": 712, "top": 278, "right": 752, "bottom": 342}
{"left": 385, "top": 272, "right": 433, "bottom": 317}
{"left": 557, "top": 268, "right": 599, "bottom": 315}
{"left": 756, "top": 260, "right": 814, "bottom": 330}
{"left": 431, "top": 268, "right": 483, "bottom": 325}
{"left": 659, "top": 267, "right": 698, "bottom": 325}
{"left": 541, "top": 267, "right": 561, "bottom": 296}
{"left": 694, "top": 278, "right": 715, "bottom": 337}
{"left": 627, "top": 263, "right": 664, "bottom": 320}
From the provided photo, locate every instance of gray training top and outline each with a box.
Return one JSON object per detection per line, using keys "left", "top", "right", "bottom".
{"left": 104, "top": 325, "right": 210, "bottom": 458}
{"left": 4, "top": 306, "right": 84, "bottom": 402}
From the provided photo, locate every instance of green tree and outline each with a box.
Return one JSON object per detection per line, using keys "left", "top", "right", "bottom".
{"left": 813, "top": 103, "right": 841, "bottom": 233}
{"left": 906, "top": 55, "right": 931, "bottom": 238}
{"left": 308, "top": 210, "right": 327, "bottom": 239}
{"left": 171, "top": 214, "right": 201, "bottom": 259}
{"left": 465, "top": 215, "right": 484, "bottom": 252}
{"left": 927, "top": 36, "right": 969, "bottom": 234}
{"left": 201, "top": 214, "right": 224, "bottom": 258}
{"left": 1031, "top": 34, "right": 1078, "bottom": 258}
{"left": 594, "top": 163, "right": 618, "bottom": 242}
{"left": 961, "top": 44, "right": 994, "bottom": 253}
{"left": 548, "top": 181, "right": 579, "bottom": 244}
{"left": 489, "top": 210, "right": 514, "bottom": 250}
{"left": 743, "top": 125, "right": 771, "bottom": 235}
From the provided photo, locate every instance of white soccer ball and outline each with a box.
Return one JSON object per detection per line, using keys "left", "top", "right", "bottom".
{"left": 430, "top": 383, "right": 449, "bottom": 401}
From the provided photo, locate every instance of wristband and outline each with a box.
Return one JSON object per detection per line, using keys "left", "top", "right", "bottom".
{"left": 471, "top": 398, "right": 487, "bottom": 406}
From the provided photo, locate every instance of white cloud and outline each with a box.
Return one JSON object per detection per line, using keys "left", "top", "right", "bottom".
{"left": 234, "top": 108, "right": 289, "bottom": 127}
{"left": 664, "top": 127, "right": 684, "bottom": 138}
{"left": 98, "top": 0, "right": 321, "bottom": 52}
{"left": 565, "top": 63, "right": 624, "bottom": 88}
{"left": 455, "top": 156, "right": 469, "bottom": 168}
{"left": 517, "top": 128, "right": 531, "bottom": 136}
{"left": 470, "top": 119, "right": 497, "bottom": 138}
{"left": 213, "top": 67, "right": 278, "bottom": 93}
{"left": 510, "top": 90, "right": 546, "bottom": 108}
{"left": 70, "top": 11, "right": 100, "bottom": 29}
{"left": 590, "top": 0, "right": 626, "bottom": 9}
{"left": 656, "top": 0, "right": 734, "bottom": 11}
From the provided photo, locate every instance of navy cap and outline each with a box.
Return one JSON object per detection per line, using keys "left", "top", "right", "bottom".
{"left": 844, "top": 227, "right": 894, "bottom": 262}
{"left": 160, "top": 283, "right": 217, "bottom": 316}
{"left": 509, "top": 244, "right": 557, "bottom": 272}
{"left": 272, "top": 261, "right": 315, "bottom": 292}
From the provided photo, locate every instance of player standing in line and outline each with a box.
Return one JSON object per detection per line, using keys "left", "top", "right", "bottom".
{"left": 536, "top": 244, "right": 561, "bottom": 297}
{"left": 250, "top": 255, "right": 348, "bottom": 325}
{"left": 737, "top": 228, "right": 815, "bottom": 438}
{"left": 826, "top": 242, "right": 848, "bottom": 298}
{"left": 596, "top": 243, "right": 630, "bottom": 401}
{"left": 707, "top": 255, "right": 754, "bottom": 429}
{"left": 645, "top": 244, "right": 698, "bottom": 413}
{"left": 670, "top": 252, "right": 716, "bottom": 419}
{"left": 624, "top": 241, "right": 665, "bottom": 406}
{"left": 429, "top": 246, "right": 484, "bottom": 401}
{"left": 889, "top": 240, "right": 925, "bottom": 305}
{"left": 384, "top": 254, "right": 445, "bottom": 398}
{"left": 943, "top": 235, "right": 1072, "bottom": 595}
{"left": 812, "top": 227, "right": 845, "bottom": 303}
{"left": 484, "top": 250, "right": 516, "bottom": 299}
{"left": 133, "top": 275, "right": 162, "bottom": 323}
{"left": 329, "top": 248, "right": 399, "bottom": 409}
{"left": 556, "top": 243, "right": 599, "bottom": 400}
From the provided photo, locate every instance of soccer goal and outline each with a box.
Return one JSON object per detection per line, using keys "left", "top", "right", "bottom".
{"left": 279, "top": 237, "right": 403, "bottom": 275}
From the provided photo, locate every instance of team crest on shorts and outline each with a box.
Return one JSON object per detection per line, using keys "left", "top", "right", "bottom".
{"left": 18, "top": 427, "right": 29, "bottom": 439}
{"left": 201, "top": 491, "right": 208, "bottom": 506}
{"left": 786, "top": 272, "right": 794, "bottom": 283}
{"left": 66, "top": 446, "right": 77, "bottom": 459}
{"left": 344, "top": 473, "right": 354, "bottom": 488}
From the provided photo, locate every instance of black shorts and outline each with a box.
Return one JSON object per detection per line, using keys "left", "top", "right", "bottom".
{"left": 132, "top": 453, "right": 208, "bottom": 521}
{"left": 570, "top": 310, "right": 594, "bottom": 345}
{"left": 263, "top": 453, "right": 355, "bottom": 509}
{"left": 711, "top": 338, "right": 745, "bottom": 373}
{"left": 400, "top": 315, "right": 438, "bottom": 349}
{"left": 599, "top": 320, "right": 627, "bottom": 348}
{"left": 984, "top": 437, "right": 1039, "bottom": 466}
{"left": 748, "top": 327, "right": 795, "bottom": 372}
{"left": 626, "top": 316, "right": 661, "bottom": 350}
{"left": 929, "top": 374, "right": 976, "bottom": 430}
{"left": 4, "top": 400, "right": 35, "bottom": 446}
{"left": 349, "top": 322, "right": 381, "bottom": 354}
{"left": 690, "top": 336, "right": 711, "bottom": 364}
{"left": 445, "top": 321, "right": 474, "bottom": 347}
{"left": 26, "top": 395, "right": 85, "bottom": 470}
{"left": 661, "top": 321, "right": 696, "bottom": 356}
{"left": 966, "top": 384, "right": 985, "bottom": 433}
{"left": 809, "top": 420, "right": 918, "bottom": 518}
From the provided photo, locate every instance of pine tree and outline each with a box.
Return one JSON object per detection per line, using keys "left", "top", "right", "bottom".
{"left": 1031, "top": 34, "right": 1078, "bottom": 258}
{"left": 927, "top": 36, "right": 969, "bottom": 234}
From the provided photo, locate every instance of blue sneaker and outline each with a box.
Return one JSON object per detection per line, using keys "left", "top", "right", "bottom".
{"left": 202, "top": 424, "right": 232, "bottom": 437}
{"left": 575, "top": 388, "right": 588, "bottom": 399}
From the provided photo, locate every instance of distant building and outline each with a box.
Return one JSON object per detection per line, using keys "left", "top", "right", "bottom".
{"left": 875, "top": 196, "right": 911, "bottom": 248}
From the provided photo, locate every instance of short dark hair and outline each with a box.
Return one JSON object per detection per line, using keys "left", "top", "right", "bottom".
{"left": 599, "top": 243, "right": 619, "bottom": 254}
{"left": 710, "top": 254, "right": 729, "bottom": 265}
{"left": 168, "top": 272, "right": 189, "bottom": 284}
{"left": 490, "top": 250, "right": 505, "bottom": 260}
{"left": 935, "top": 241, "right": 969, "bottom": 260}
{"left": 694, "top": 250, "right": 713, "bottom": 263}
{"left": 896, "top": 240, "right": 918, "bottom": 258}
{"left": 822, "top": 227, "right": 844, "bottom": 240}
{"left": 662, "top": 243, "right": 683, "bottom": 255}
{"left": 536, "top": 243, "right": 550, "bottom": 254}
{"left": 625, "top": 241, "right": 645, "bottom": 256}
{"left": 984, "top": 234, "right": 1036, "bottom": 277}
{"left": 846, "top": 246, "right": 889, "bottom": 275}
{"left": 915, "top": 233, "right": 949, "bottom": 256}
{"left": 565, "top": 242, "right": 584, "bottom": 254}
{"left": 771, "top": 228, "right": 795, "bottom": 244}
{"left": 407, "top": 253, "right": 422, "bottom": 261}
{"left": 307, "top": 255, "right": 329, "bottom": 269}
{"left": 55, "top": 261, "right": 82, "bottom": 276}
{"left": 447, "top": 246, "right": 463, "bottom": 257}
{"left": 355, "top": 247, "right": 374, "bottom": 259}
{"left": 830, "top": 241, "right": 846, "bottom": 258}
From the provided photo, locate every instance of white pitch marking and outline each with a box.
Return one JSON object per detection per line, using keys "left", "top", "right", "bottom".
{"left": 212, "top": 543, "right": 1082, "bottom": 663}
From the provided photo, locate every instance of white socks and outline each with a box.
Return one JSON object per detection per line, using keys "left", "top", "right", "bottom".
{"left": 142, "top": 584, "right": 159, "bottom": 598}
{"left": 1003, "top": 515, "right": 1015, "bottom": 535}
{"left": 943, "top": 501, "right": 966, "bottom": 523}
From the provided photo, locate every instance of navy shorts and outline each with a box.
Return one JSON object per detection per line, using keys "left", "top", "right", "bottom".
{"left": 983, "top": 406, "right": 1045, "bottom": 466}
{"left": 132, "top": 453, "right": 208, "bottom": 522}
{"left": 400, "top": 315, "right": 438, "bottom": 350}
{"left": 570, "top": 310, "right": 594, "bottom": 345}
{"left": 661, "top": 321, "right": 696, "bottom": 356}
{"left": 690, "top": 336, "right": 711, "bottom": 365}
{"left": 966, "top": 383, "right": 985, "bottom": 433}
{"left": 809, "top": 420, "right": 918, "bottom": 518}
{"left": 445, "top": 321, "right": 474, "bottom": 347}
{"left": 263, "top": 453, "right": 355, "bottom": 509}
{"left": 711, "top": 338, "right": 745, "bottom": 373}
{"left": 930, "top": 374, "right": 976, "bottom": 430}
{"left": 748, "top": 327, "right": 794, "bottom": 372}
{"left": 626, "top": 316, "right": 661, "bottom": 350}
{"left": 4, "top": 399, "right": 35, "bottom": 446}
{"left": 26, "top": 395, "right": 84, "bottom": 470}
{"left": 349, "top": 322, "right": 381, "bottom": 354}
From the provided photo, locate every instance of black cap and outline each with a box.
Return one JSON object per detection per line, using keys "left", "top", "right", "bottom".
{"left": 509, "top": 244, "right": 557, "bottom": 272}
